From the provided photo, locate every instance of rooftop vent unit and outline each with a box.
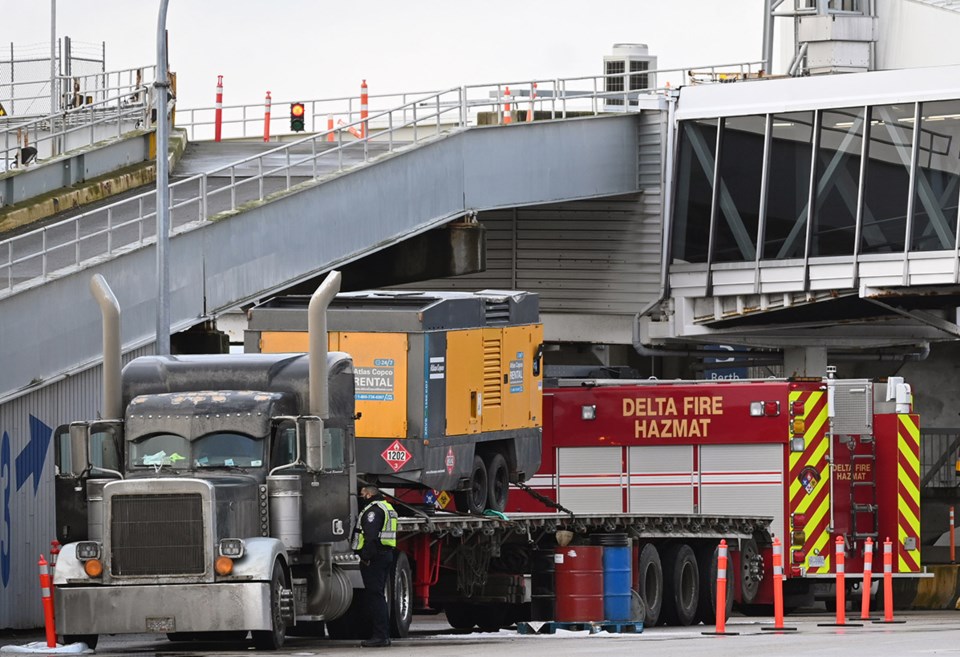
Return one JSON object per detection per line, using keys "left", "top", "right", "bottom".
{"left": 603, "top": 43, "right": 657, "bottom": 109}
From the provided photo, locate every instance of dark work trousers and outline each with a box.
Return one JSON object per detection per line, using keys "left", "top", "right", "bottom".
{"left": 360, "top": 550, "right": 393, "bottom": 641}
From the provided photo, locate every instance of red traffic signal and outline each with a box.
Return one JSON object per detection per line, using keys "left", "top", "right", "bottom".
{"left": 290, "top": 102, "right": 306, "bottom": 132}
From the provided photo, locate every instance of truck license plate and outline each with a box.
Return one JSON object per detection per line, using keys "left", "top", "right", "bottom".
{"left": 146, "top": 617, "right": 175, "bottom": 632}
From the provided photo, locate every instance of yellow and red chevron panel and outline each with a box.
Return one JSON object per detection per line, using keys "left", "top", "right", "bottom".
{"left": 897, "top": 413, "right": 921, "bottom": 572}
{"left": 787, "top": 387, "right": 831, "bottom": 575}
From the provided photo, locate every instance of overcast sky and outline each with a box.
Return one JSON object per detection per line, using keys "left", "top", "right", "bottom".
{"left": 2, "top": 1, "right": 768, "bottom": 110}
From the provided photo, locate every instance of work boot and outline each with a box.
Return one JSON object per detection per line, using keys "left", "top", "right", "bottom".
{"left": 360, "top": 637, "right": 391, "bottom": 647}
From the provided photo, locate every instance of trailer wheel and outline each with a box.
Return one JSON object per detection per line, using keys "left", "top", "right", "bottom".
{"left": 62, "top": 635, "right": 98, "bottom": 650}
{"left": 253, "top": 560, "right": 289, "bottom": 650}
{"left": 444, "top": 602, "right": 477, "bottom": 630}
{"left": 694, "top": 543, "right": 733, "bottom": 625}
{"left": 739, "top": 538, "right": 761, "bottom": 605}
{"left": 453, "top": 455, "right": 488, "bottom": 514}
{"left": 486, "top": 453, "right": 510, "bottom": 512}
{"left": 637, "top": 543, "right": 663, "bottom": 627}
{"left": 661, "top": 543, "right": 699, "bottom": 626}
{"left": 388, "top": 552, "right": 413, "bottom": 638}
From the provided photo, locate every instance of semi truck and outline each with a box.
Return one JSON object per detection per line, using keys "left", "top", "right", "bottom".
{"left": 49, "top": 273, "right": 920, "bottom": 651}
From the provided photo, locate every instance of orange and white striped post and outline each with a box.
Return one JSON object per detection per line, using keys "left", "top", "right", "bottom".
{"left": 860, "top": 537, "right": 874, "bottom": 620}
{"left": 360, "top": 79, "right": 369, "bottom": 138}
{"left": 263, "top": 91, "right": 272, "bottom": 143}
{"left": 38, "top": 555, "right": 57, "bottom": 647}
{"left": 327, "top": 114, "right": 335, "bottom": 142}
{"left": 702, "top": 539, "right": 738, "bottom": 636}
{"left": 835, "top": 536, "right": 846, "bottom": 624}
{"left": 873, "top": 537, "right": 905, "bottom": 624}
{"left": 762, "top": 537, "right": 797, "bottom": 632}
{"left": 214, "top": 75, "right": 224, "bottom": 142}
{"left": 527, "top": 82, "right": 537, "bottom": 122}
{"left": 503, "top": 86, "right": 512, "bottom": 124}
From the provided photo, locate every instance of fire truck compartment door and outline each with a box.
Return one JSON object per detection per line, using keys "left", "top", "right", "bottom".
{"left": 628, "top": 445, "right": 694, "bottom": 515}
{"left": 700, "top": 444, "right": 784, "bottom": 539}
{"left": 557, "top": 447, "right": 625, "bottom": 513}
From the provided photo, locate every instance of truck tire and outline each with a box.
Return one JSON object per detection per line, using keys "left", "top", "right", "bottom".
{"left": 444, "top": 602, "right": 477, "bottom": 630}
{"left": 388, "top": 552, "right": 413, "bottom": 638}
{"left": 453, "top": 455, "right": 488, "bottom": 514}
{"left": 476, "top": 603, "right": 508, "bottom": 632}
{"left": 485, "top": 453, "right": 509, "bottom": 512}
{"left": 694, "top": 543, "right": 733, "bottom": 625}
{"left": 660, "top": 543, "right": 699, "bottom": 626}
{"left": 739, "top": 538, "right": 761, "bottom": 605}
{"left": 62, "top": 634, "right": 98, "bottom": 650}
{"left": 253, "top": 561, "right": 288, "bottom": 650}
{"left": 637, "top": 543, "right": 663, "bottom": 627}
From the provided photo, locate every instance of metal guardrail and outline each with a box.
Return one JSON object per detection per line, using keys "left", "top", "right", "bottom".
{"left": 0, "top": 61, "right": 763, "bottom": 298}
{"left": 0, "top": 65, "right": 156, "bottom": 168}
{"left": 921, "top": 429, "right": 960, "bottom": 489}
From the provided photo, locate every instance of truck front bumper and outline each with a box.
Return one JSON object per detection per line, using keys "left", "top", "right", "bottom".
{"left": 55, "top": 582, "right": 272, "bottom": 635}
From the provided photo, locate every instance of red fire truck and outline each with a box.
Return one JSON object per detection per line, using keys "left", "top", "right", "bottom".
{"left": 499, "top": 373, "right": 921, "bottom": 618}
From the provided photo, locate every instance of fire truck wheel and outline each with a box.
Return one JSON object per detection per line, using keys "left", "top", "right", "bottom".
{"left": 388, "top": 552, "right": 413, "bottom": 638}
{"left": 739, "top": 538, "right": 761, "bottom": 605}
{"left": 694, "top": 543, "right": 733, "bottom": 625}
{"left": 253, "top": 560, "right": 288, "bottom": 650}
{"left": 62, "top": 634, "right": 98, "bottom": 650}
{"left": 637, "top": 543, "right": 663, "bottom": 627}
{"left": 486, "top": 453, "right": 510, "bottom": 512}
{"left": 660, "top": 543, "right": 699, "bottom": 626}
{"left": 453, "top": 455, "right": 488, "bottom": 514}
{"left": 444, "top": 602, "right": 477, "bottom": 630}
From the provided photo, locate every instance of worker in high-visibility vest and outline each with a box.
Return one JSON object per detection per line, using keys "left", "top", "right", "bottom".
{"left": 352, "top": 484, "right": 398, "bottom": 647}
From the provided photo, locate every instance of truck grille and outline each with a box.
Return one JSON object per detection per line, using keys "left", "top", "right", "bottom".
{"left": 110, "top": 493, "right": 206, "bottom": 576}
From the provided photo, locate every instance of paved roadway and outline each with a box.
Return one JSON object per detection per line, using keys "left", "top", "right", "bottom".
{"left": 2, "top": 610, "right": 958, "bottom": 656}
{"left": 2, "top": 139, "right": 399, "bottom": 291}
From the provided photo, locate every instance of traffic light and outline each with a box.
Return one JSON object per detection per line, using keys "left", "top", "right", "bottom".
{"left": 290, "top": 102, "right": 305, "bottom": 132}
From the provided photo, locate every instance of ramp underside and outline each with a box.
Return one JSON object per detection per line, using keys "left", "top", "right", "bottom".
{"left": 1, "top": 115, "right": 640, "bottom": 400}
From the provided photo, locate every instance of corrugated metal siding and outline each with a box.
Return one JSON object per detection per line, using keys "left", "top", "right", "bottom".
{"left": 628, "top": 445, "right": 694, "bottom": 514}
{"left": 700, "top": 444, "right": 785, "bottom": 540}
{"left": 397, "top": 109, "right": 666, "bottom": 324}
{"left": 556, "top": 447, "right": 623, "bottom": 513}
{"left": 0, "top": 346, "right": 150, "bottom": 629}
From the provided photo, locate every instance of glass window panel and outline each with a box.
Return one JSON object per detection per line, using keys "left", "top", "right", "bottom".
{"left": 860, "top": 104, "right": 915, "bottom": 254}
{"left": 672, "top": 118, "right": 718, "bottom": 263}
{"left": 912, "top": 99, "right": 960, "bottom": 252}
{"left": 713, "top": 115, "right": 765, "bottom": 263}
{"left": 764, "top": 111, "right": 814, "bottom": 259}
{"left": 672, "top": 119, "right": 717, "bottom": 262}
{"left": 812, "top": 107, "right": 865, "bottom": 257}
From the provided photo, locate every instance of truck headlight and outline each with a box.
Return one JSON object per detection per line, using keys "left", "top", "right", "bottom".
{"left": 76, "top": 541, "right": 101, "bottom": 560}
{"left": 219, "top": 538, "right": 245, "bottom": 558}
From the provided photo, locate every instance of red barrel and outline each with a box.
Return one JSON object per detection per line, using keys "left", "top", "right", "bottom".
{"left": 554, "top": 545, "right": 604, "bottom": 622}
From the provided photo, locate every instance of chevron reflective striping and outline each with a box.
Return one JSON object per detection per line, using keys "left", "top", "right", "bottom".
{"left": 788, "top": 390, "right": 831, "bottom": 574}
{"left": 897, "top": 414, "right": 921, "bottom": 572}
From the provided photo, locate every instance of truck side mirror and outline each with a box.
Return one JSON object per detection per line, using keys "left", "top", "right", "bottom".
{"left": 69, "top": 422, "right": 90, "bottom": 476}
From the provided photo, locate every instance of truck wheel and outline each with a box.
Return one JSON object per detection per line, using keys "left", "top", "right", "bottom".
{"left": 637, "top": 543, "right": 663, "bottom": 627}
{"left": 62, "top": 634, "right": 98, "bottom": 650}
{"left": 739, "top": 538, "right": 761, "bottom": 605}
{"left": 660, "top": 543, "right": 699, "bottom": 626}
{"left": 388, "top": 552, "right": 413, "bottom": 638}
{"left": 476, "top": 603, "right": 508, "bottom": 632}
{"left": 453, "top": 455, "right": 488, "bottom": 514}
{"left": 444, "top": 602, "right": 477, "bottom": 630}
{"left": 486, "top": 453, "right": 509, "bottom": 512}
{"left": 694, "top": 543, "right": 733, "bottom": 625}
{"left": 253, "top": 561, "right": 288, "bottom": 650}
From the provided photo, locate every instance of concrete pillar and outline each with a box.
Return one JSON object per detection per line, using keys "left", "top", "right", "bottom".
{"left": 783, "top": 346, "right": 828, "bottom": 378}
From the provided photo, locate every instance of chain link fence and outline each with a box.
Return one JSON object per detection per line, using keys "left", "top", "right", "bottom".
{"left": 0, "top": 39, "right": 105, "bottom": 116}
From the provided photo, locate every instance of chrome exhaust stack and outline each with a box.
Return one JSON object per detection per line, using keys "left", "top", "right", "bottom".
{"left": 90, "top": 274, "right": 122, "bottom": 421}
{"left": 306, "top": 270, "right": 342, "bottom": 471}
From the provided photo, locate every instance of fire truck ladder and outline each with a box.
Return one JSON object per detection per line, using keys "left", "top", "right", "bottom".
{"left": 850, "top": 435, "right": 879, "bottom": 543}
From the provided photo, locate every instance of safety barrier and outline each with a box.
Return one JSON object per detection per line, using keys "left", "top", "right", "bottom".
{"left": 761, "top": 537, "right": 797, "bottom": 632}
{"left": 38, "top": 555, "right": 56, "bottom": 648}
{"left": 702, "top": 539, "right": 738, "bottom": 636}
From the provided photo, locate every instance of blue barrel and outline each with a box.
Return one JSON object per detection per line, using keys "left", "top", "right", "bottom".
{"left": 593, "top": 534, "right": 633, "bottom": 621}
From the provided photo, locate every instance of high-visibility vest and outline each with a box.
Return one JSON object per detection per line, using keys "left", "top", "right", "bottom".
{"left": 352, "top": 499, "right": 398, "bottom": 550}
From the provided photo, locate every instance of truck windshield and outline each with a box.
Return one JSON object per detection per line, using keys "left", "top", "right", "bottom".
{"left": 129, "top": 432, "right": 264, "bottom": 470}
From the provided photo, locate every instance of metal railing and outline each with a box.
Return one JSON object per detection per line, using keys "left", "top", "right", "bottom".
{"left": 0, "top": 65, "right": 156, "bottom": 168}
{"left": 0, "top": 61, "right": 763, "bottom": 298}
{"left": 921, "top": 428, "right": 960, "bottom": 489}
